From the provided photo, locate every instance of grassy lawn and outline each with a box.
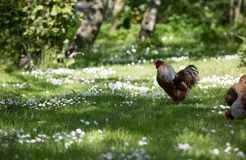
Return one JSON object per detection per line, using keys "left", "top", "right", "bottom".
{"left": 1, "top": 57, "right": 246, "bottom": 160}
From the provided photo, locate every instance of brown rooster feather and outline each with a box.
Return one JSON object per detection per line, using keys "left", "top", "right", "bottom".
{"left": 224, "top": 86, "right": 238, "bottom": 106}
{"left": 225, "top": 74, "right": 246, "bottom": 119}
{"left": 155, "top": 60, "right": 199, "bottom": 101}
{"left": 224, "top": 74, "right": 246, "bottom": 106}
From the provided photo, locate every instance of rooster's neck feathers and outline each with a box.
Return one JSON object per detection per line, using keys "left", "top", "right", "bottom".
{"left": 158, "top": 64, "right": 176, "bottom": 81}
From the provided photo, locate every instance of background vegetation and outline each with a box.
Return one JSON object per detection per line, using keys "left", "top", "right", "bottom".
{"left": 1, "top": 0, "right": 246, "bottom": 69}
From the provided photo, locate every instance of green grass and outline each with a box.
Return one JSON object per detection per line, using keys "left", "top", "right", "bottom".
{"left": 77, "top": 23, "right": 240, "bottom": 67}
{"left": 0, "top": 58, "right": 246, "bottom": 160}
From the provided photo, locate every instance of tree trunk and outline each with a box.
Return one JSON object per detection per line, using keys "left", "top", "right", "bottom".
{"left": 76, "top": 0, "right": 91, "bottom": 15}
{"left": 110, "top": 0, "right": 125, "bottom": 32}
{"left": 66, "top": 0, "right": 108, "bottom": 57}
{"left": 243, "top": 0, "right": 246, "bottom": 19}
{"left": 139, "top": 0, "right": 161, "bottom": 41}
{"left": 230, "top": 0, "right": 242, "bottom": 23}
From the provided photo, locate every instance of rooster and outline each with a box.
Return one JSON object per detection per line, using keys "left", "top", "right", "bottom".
{"left": 224, "top": 74, "right": 246, "bottom": 106}
{"left": 155, "top": 60, "right": 199, "bottom": 101}
{"left": 225, "top": 74, "right": 246, "bottom": 119}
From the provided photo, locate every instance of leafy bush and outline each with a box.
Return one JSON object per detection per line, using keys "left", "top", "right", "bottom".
{"left": 0, "top": 1, "right": 25, "bottom": 66}
{"left": 0, "top": 0, "right": 78, "bottom": 68}
{"left": 237, "top": 36, "right": 246, "bottom": 66}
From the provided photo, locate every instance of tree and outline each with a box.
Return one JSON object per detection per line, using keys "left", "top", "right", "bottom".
{"left": 110, "top": 0, "right": 125, "bottom": 32}
{"left": 243, "top": 0, "right": 246, "bottom": 20}
{"left": 229, "top": 0, "right": 242, "bottom": 23}
{"left": 66, "top": 0, "right": 108, "bottom": 57}
{"left": 139, "top": 0, "right": 161, "bottom": 41}
{"left": 0, "top": 0, "right": 78, "bottom": 67}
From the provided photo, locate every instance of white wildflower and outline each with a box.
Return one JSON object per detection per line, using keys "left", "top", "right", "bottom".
{"left": 138, "top": 137, "right": 148, "bottom": 146}
{"left": 237, "top": 151, "right": 245, "bottom": 158}
{"left": 177, "top": 143, "right": 191, "bottom": 152}
{"left": 210, "top": 148, "right": 220, "bottom": 155}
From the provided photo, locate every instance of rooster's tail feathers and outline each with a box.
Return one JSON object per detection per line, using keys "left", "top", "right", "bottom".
{"left": 186, "top": 65, "right": 199, "bottom": 77}
{"left": 180, "top": 65, "right": 199, "bottom": 88}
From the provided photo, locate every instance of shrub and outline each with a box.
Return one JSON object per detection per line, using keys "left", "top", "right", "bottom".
{"left": 0, "top": 0, "right": 78, "bottom": 68}
{"left": 238, "top": 36, "right": 246, "bottom": 66}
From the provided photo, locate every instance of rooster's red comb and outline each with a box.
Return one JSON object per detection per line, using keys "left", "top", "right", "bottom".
{"left": 155, "top": 60, "right": 164, "bottom": 69}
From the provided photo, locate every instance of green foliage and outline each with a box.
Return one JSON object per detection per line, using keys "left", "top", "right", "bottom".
{"left": 0, "top": 1, "right": 25, "bottom": 66}
{"left": 95, "top": 0, "right": 242, "bottom": 65}
{"left": 0, "top": 0, "right": 78, "bottom": 68}
{"left": 1, "top": 0, "right": 245, "bottom": 68}
{"left": 237, "top": 36, "right": 246, "bottom": 66}
{"left": 161, "top": 0, "right": 230, "bottom": 24}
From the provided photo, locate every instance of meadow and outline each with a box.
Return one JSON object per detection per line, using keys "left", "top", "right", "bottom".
{"left": 1, "top": 55, "right": 246, "bottom": 160}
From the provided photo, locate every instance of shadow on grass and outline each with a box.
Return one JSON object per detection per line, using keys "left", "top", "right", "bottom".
{"left": 0, "top": 90, "right": 240, "bottom": 133}
{"left": 1, "top": 89, "right": 246, "bottom": 159}
{"left": 0, "top": 84, "right": 230, "bottom": 131}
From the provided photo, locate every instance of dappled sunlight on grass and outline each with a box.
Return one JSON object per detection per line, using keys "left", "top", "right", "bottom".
{"left": 1, "top": 58, "right": 246, "bottom": 159}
